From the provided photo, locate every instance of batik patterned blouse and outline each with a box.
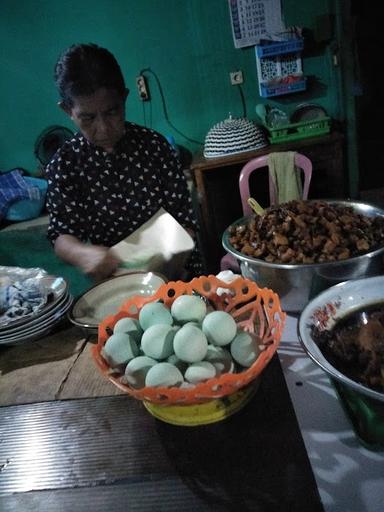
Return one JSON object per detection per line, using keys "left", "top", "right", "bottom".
{"left": 44, "top": 122, "right": 203, "bottom": 275}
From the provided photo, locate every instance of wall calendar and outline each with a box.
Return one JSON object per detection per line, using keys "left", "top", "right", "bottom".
{"left": 228, "top": 0, "right": 284, "bottom": 49}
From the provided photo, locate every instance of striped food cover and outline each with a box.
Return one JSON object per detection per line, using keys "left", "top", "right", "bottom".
{"left": 204, "top": 117, "right": 268, "bottom": 158}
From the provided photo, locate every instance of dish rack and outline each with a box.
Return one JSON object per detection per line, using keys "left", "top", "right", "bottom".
{"left": 255, "top": 38, "right": 306, "bottom": 98}
{"left": 266, "top": 116, "right": 331, "bottom": 144}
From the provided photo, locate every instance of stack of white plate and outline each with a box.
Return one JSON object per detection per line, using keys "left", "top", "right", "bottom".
{"left": 0, "top": 275, "right": 73, "bottom": 346}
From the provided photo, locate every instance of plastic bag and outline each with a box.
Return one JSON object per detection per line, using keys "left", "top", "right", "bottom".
{"left": 0, "top": 266, "right": 49, "bottom": 326}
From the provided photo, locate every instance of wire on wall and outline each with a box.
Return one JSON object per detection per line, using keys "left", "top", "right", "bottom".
{"left": 141, "top": 101, "right": 147, "bottom": 128}
{"left": 141, "top": 100, "right": 153, "bottom": 129}
{"left": 237, "top": 84, "right": 247, "bottom": 118}
{"left": 139, "top": 68, "right": 204, "bottom": 146}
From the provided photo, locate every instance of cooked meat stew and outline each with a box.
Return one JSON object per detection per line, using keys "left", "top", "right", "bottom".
{"left": 228, "top": 200, "right": 384, "bottom": 264}
{"left": 312, "top": 304, "right": 384, "bottom": 392}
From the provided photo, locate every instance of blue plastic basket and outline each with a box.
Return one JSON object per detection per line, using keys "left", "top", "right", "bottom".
{"left": 260, "top": 77, "right": 307, "bottom": 98}
{"left": 256, "top": 39, "right": 304, "bottom": 58}
{"left": 6, "top": 177, "right": 48, "bottom": 221}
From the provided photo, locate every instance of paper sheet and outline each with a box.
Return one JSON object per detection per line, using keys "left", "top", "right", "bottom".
{"left": 111, "top": 208, "right": 195, "bottom": 279}
{"left": 228, "top": 0, "right": 284, "bottom": 48}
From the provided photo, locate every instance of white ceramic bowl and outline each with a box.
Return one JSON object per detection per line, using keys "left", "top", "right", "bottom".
{"left": 69, "top": 271, "right": 167, "bottom": 333}
{"left": 298, "top": 275, "right": 384, "bottom": 403}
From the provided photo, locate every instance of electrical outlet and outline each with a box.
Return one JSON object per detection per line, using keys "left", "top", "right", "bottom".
{"left": 136, "top": 75, "right": 149, "bottom": 101}
{"left": 230, "top": 70, "right": 243, "bottom": 85}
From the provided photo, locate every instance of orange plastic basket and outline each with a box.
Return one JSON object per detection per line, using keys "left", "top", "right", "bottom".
{"left": 92, "top": 275, "right": 286, "bottom": 405}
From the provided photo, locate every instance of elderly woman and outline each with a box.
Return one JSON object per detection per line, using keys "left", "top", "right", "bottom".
{"left": 45, "top": 43, "right": 202, "bottom": 281}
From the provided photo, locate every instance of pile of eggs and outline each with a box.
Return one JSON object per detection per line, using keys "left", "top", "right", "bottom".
{"left": 101, "top": 294, "right": 262, "bottom": 389}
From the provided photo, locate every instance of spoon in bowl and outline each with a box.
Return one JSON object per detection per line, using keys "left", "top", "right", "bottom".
{"left": 247, "top": 197, "right": 265, "bottom": 216}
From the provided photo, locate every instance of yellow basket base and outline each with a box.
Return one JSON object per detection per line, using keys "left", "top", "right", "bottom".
{"left": 143, "top": 378, "right": 260, "bottom": 426}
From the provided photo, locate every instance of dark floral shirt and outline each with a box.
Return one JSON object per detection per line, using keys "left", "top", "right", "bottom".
{"left": 44, "top": 122, "right": 203, "bottom": 275}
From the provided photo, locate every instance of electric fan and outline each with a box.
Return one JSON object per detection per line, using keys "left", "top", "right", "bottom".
{"left": 34, "top": 125, "right": 74, "bottom": 166}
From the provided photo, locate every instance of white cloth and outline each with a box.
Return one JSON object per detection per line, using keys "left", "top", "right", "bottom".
{"left": 111, "top": 208, "right": 195, "bottom": 280}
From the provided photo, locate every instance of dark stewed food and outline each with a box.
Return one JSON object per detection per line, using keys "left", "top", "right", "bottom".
{"left": 228, "top": 200, "right": 384, "bottom": 264}
{"left": 312, "top": 304, "right": 384, "bottom": 393}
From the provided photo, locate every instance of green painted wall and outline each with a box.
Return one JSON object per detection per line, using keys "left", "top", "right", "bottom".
{"left": 1, "top": 0, "right": 351, "bottom": 181}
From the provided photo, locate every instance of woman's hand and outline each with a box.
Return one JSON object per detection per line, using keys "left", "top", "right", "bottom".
{"left": 79, "top": 245, "right": 121, "bottom": 281}
{"left": 54, "top": 235, "right": 121, "bottom": 281}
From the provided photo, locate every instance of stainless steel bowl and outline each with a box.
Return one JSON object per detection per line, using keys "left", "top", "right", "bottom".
{"left": 222, "top": 200, "right": 384, "bottom": 313}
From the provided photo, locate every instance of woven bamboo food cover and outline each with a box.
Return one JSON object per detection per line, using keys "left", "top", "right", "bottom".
{"left": 93, "top": 275, "right": 286, "bottom": 405}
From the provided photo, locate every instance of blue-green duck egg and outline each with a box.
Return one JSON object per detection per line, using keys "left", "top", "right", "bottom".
{"left": 113, "top": 317, "right": 143, "bottom": 342}
{"left": 204, "top": 345, "right": 235, "bottom": 375}
{"left": 124, "top": 355, "right": 157, "bottom": 389}
{"left": 202, "top": 311, "right": 237, "bottom": 346}
{"left": 102, "top": 333, "right": 139, "bottom": 368}
{"left": 139, "top": 302, "right": 173, "bottom": 330}
{"left": 145, "top": 362, "right": 184, "bottom": 387}
{"left": 141, "top": 324, "right": 176, "bottom": 360}
{"left": 171, "top": 295, "right": 207, "bottom": 324}
{"left": 183, "top": 321, "right": 202, "bottom": 328}
{"left": 185, "top": 361, "right": 216, "bottom": 384}
{"left": 173, "top": 324, "right": 208, "bottom": 363}
{"left": 167, "top": 353, "right": 188, "bottom": 373}
{"left": 230, "top": 330, "right": 261, "bottom": 367}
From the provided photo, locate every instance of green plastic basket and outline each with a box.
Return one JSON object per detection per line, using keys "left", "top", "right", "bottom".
{"left": 266, "top": 117, "right": 331, "bottom": 144}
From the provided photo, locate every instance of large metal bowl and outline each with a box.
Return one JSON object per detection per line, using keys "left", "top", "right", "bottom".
{"left": 222, "top": 200, "right": 384, "bottom": 313}
{"left": 298, "top": 275, "right": 384, "bottom": 403}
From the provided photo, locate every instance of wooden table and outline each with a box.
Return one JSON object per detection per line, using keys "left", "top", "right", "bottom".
{"left": 0, "top": 324, "right": 121, "bottom": 406}
{"left": 1, "top": 317, "right": 383, "bottom": 512}
{"left": 0, "top": 322, "right": 324, "bottom": 511}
